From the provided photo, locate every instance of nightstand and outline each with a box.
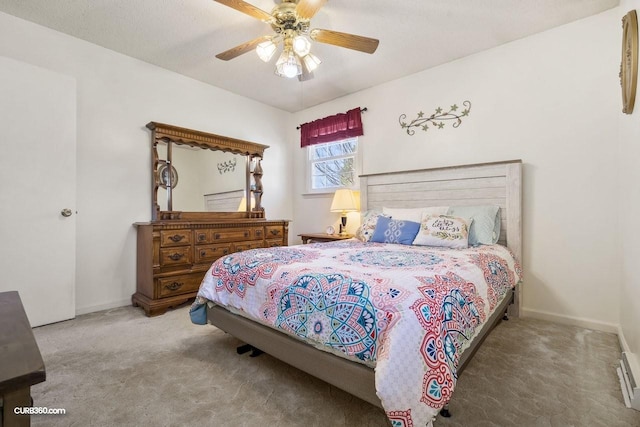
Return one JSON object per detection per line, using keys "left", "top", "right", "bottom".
{"left": 299, "top": 233, "right": 354, "bottom": 244}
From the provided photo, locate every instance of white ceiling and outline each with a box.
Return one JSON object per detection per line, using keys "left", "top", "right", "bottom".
{"left": 0, "top": 0, "right": 619, "bottom": 112}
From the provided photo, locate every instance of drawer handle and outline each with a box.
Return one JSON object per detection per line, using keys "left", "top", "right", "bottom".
{"left": 244, "top": 231, "right": 249, "bottom": 238}
{"left": 169, "top": 253, "right": 184, "bottom": 261}
{"left": 270, "top": 229, "right": 280, "bottom": 236}
{"left": 256, "top": 230, "right": 262, "bottom": 237}
{"left": 198, "top": 234, "right": 206, "bottom": 241}
{"left": 165, "top": 282, "right": 183, "bottom": 291}
{"left": 169, "top": 234, "right": 184, "bottom": 243}
{"left": 214, "top": 233, "right": 221, "bottom": 240}
{"left": 223, "top": 249, "right": 229, "bottom": 255}
{"left": 200, "top": 250, "right": 207, "bottom": 257}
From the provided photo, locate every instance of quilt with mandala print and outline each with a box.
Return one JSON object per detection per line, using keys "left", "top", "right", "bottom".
{"left": 191, "top": 239, "right": 521, "bottom": 427}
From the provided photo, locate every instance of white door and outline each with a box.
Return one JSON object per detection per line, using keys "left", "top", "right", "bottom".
{"left": 0, "top": 56, "right": 76, "bottom": 326}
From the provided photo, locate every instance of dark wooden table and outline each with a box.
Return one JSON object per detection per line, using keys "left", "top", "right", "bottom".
{"left": 298, "top": 233, "right": 354, "bottom": 244}
{"left": 0, "top": 291, "right": 46, "bottom": 427}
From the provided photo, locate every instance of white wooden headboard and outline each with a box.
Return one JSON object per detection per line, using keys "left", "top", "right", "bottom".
{"left": 360, "top": 160, "right": 523, "bottom": 315}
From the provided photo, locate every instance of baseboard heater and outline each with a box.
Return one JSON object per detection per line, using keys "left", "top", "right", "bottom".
{"left": 617, "top": 352, "right": 640, "bottom": 411}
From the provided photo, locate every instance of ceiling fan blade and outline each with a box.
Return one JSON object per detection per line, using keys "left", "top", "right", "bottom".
{"left": 310, "top": 29, "right": 379, "bottom": 54}
{"left": 213, "top": 0, "right": 273, "bottom": 22}
{"left": 215, "top": 35, "right": 272, "bottom": 61}
{"left": 296, "top": 0, "right": 327, "bottom": 20}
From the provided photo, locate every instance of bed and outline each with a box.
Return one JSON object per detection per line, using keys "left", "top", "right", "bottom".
{"left": 190, "top": 160, "right": 522, "bottom": 427}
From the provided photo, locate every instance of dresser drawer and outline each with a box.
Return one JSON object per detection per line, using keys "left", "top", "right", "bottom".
{"left": 194, "top": 229, "right": 210, "bottom": 244}
{"left": 157, "top": 274, "right": 202, "bottom": 298}
{"left": 159, "top": 246, "right": 192, "bottom": 267}
{"left": 233, "top": 240, "right": 264, "bottom": 252}
{"left": 195, "top": 243, "right": 231, "bottom": 264}
{"left": 253, "top": 227, "right": 264, "bottom": 240}
{"left": 196, "top": 227, "right": 264, "bottom": 244}
{"left": 209, "top": 228, "right": 254, "bottom": 243}
{"left": 265, "top": 226, "right": 284, "bottom": 239}
{"left": 160, "top": 230, "right": 192, "bottom": 247}
{"left": 266, "top": 239, "right": 284, "bottom": 248}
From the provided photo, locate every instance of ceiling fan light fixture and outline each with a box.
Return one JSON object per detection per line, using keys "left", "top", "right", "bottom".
{"left": 213, "top": 0, "right": 380, "bottom": 81}
{"left": 302, "top": 53, "right": 321, "bottom": 72}
{"left": 256, "top": 40, "right": 277, "bottom": 62}
{"left": 275, "top": 49, "right": 302, "bottom": 78}
{"left": 292, "top": 35, "right": 311, "bottom": 56}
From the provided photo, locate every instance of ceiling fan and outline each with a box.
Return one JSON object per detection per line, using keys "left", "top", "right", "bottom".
{"left": 213, "top": 0, "right": 380, "bottom": 80}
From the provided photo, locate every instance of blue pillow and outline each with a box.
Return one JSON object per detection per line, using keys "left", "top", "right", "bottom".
{"left": 370, "top": 216, "right": 421, "bottom": 245}
{"left": 446, "top": 205, "right": 501, "bottom": 245}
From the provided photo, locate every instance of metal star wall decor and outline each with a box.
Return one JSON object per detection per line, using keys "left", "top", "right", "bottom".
{"left": 399, "top": 101, "right": 471, "bottom": 135}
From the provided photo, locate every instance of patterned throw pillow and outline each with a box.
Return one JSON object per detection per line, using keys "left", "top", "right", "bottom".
{"left": 370, "top": 216, "right": 421, "bottom": 245}
{"left": 412, "top": 214, "right": 471, "bottom": 249}
{"left": 355, "top": 211, "right": 389, "bottom": 242}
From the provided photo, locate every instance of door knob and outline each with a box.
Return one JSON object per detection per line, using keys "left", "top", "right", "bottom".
{"left": 61, "top": 208, "right": 73, "bottom": 217}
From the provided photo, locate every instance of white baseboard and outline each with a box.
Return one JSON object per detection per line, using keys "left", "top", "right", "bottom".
{"left": 521, "top": 307, "right": 619, "bottom": 333}
{"left": 618, "top": 328, "right": 640, "bottom": 411}
{"left": 619, "top": 353, "right": 640, "bottom": 410}
{"left": 619, "top": 326, "right": 632, "bottom": 354}
{"left": 75, "top": 298, "right": 131, "bottom": 316}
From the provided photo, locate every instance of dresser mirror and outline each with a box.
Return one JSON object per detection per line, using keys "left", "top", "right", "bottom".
{"left": 147, "top": 122, "right": 268, "bottom": 220}
{"left": 155, "top": 144, "right": 247, "bottom": 212}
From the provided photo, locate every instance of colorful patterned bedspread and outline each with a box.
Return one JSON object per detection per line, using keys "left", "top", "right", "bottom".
{"left": 191, "top": 240, "right": 521, "bottom": 427}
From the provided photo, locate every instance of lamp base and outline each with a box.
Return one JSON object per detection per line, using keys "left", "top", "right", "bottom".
{"left": 339, "top": 215, "right": 347, "bottom": 235}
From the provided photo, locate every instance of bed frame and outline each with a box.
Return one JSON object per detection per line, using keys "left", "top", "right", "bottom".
{"left": 206, "top": 159, "right": 523, "bottom": 409}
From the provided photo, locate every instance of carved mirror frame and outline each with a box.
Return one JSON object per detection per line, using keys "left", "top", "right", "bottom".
{"left": 146, "top": 122, "right": 268, "bottom": 221}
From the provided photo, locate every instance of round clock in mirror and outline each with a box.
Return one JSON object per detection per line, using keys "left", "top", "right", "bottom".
{"left": 157, "top": 164, "right": 179, "bottom": 189}
{"left": 621, "top": 10, "right": 638, "bottom": 114}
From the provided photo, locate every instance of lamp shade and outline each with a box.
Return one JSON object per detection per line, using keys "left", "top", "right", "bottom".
{"left": 302, "top": 53, "right": 321, "bottom": 73}
{"left": 275, "top": 49, "right": 302, "bottom": 78}
{"left": 351, "top": 190, "right": 361, "bottom": 211}
{"left": 330, "top": 189, "right": 358, "bottom": 213}
{"left": 292, "top": 35, "right": 311, "bottom": 56}
{"left": 256, "top": 40, "right": 277, "bottom": 62}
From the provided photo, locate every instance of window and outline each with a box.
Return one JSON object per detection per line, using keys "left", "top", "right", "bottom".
{"left": 307, "top": 137, "right": 358, "bottom": 192}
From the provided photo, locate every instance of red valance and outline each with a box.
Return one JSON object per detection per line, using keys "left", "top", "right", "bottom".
{"left": 300, "top": 107, "right": 364, "bottom": 147}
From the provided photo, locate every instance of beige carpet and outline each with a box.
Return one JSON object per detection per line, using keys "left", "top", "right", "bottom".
{"left": 29, "top": 304, "right": 640, "bottom": 427}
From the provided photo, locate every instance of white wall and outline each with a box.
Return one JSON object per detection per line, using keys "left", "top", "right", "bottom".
{"left": 0, "top": 11, "right": 292, "bottom": 314}
{"left": 0, "top": 6, "right": 630, "bottom": 339}
{"left": 291, "top": 9, "right": 622, "bottom": 331}
{"left": 618, "top": 0, "right": 640, "bottom": 394}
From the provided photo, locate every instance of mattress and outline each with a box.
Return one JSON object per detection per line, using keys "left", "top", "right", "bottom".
{"left": 191, "top": 239, "right": 521, "bottom": 426}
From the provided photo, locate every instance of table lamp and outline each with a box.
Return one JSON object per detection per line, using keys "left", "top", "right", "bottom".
{"left": 330, "top": 189, "right": 358, "bottom": 235}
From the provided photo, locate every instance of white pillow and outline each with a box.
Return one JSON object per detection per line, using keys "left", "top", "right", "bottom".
{"left": 382, "top": 206, "right": 448, "bottom": 223}
{"left": 446, "top": 205, "right": 501, "bottom": 245}
{"left": 412, "top": 214, "right": 471, "bottom": 249}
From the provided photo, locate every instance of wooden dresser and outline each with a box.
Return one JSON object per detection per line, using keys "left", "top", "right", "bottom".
{"left": 134, "top": 121, "right": 287, "bottom": 316}
{"left": 132, "top": 219, "right": 289, "bottom": 316}
{"left": 0, "top": 291, "right": 46, "bottom": 427}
